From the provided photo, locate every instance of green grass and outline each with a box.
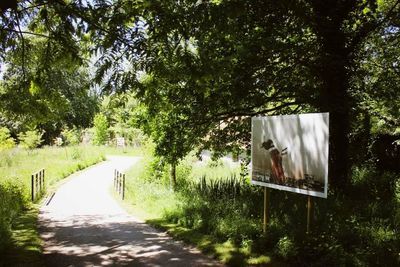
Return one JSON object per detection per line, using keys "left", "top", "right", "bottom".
{"left": 146, "top": 218, "right": 278, "bottom": 267}
{"left": 0, "top": 205, "right": 43, "bottom": 267}
{"left": 189, "top": 157, "right": 241, "bottom": 182}
{"left": 121, "top": 156, "right": 180, "bottom": 220}
{"left": 0, "top": 145, "right": 105, "bottom": 197}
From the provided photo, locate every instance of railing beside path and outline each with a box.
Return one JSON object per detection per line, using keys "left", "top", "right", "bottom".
{"left": 31, "top": 168, "right": 45, "bottom": 201}
{"left": 114, "top": 169, "right": 126, "bottom": 200}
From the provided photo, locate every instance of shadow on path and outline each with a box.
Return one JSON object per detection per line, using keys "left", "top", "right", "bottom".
{"left": 40, "top": 214, "right": 218, "bottom": 267}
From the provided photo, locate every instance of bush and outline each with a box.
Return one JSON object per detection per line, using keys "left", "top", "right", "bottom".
{"left": 0, "top": 127, "right": 15, "bottom": 151}
{"left": 18, "top": 130, "right": 43, "bottom": 149}
{"left": 0, "top": 179, "right": 26, "bottom": 251}
{"left": 92, "top": 113, "right": 109, "bottom": 145}
{"left": 275, "top": 236, "right": 298, "bottom": 259}
{"left": 61, "top": 128, "right": 80, "bottom": 145}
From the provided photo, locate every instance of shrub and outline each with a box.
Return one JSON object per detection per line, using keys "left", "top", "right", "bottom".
{"left": 275, "top": 236, "right": 298, "bottom": 259}
{"left": 0, "top": 127, "right": 15, "bottom": 151}
{"left": 18, "top": 130, "right": 43, "bottom": 149}
{"left": 92, "top": 113, "right": 109, "bottom": 145}
{"left": 0, "top": 179, "right": 26, "bottom": 251}
{"left": 61, "top": 128, "right": 80, "bottom": 145}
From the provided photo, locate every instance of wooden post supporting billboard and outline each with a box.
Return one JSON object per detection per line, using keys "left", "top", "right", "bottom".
{"left": 263, "top": 187, "right": 270, "bottom": 233}
{"left": 307, "top": 195, "right": 313, "bottom": 234}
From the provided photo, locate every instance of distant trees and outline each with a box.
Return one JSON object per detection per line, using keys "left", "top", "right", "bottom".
{"left": 0, "top": 36, "right": 98, "bottom": 143}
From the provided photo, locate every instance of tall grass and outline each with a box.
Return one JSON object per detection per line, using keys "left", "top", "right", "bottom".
{"left": 1, "top": 146, "right": 104, "bottom": 195}
{"left": 122, "top": 151, "right": 180, "bottom": 220}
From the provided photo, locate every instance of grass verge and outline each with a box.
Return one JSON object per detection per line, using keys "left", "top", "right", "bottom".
{"left": 0, "top": 204, "right": 43, "bottom": 267}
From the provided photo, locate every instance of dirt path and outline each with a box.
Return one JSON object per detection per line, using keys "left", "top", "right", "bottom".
{"left": 39, "top": 156, "right": 222, "bottom": 267}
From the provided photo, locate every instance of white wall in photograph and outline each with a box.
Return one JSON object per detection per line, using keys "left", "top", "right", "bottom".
{"left": 251, "top": 113, "right": 329, "bottom": 198}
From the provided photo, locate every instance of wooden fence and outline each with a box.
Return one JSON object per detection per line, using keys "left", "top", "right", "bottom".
{"left": 31, "top": 168, "right": 45, "bottom": 201}
{"left": 114, "top": 169, "right": 126, "bottom": 200}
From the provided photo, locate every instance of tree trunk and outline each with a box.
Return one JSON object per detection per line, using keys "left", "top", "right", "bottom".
{"left": 311, "top": 2, "right": 355, "bottom": 192}
{"left": 318, "top": 48, "right": 351, "bottom": 192}
{"left": 170, "top": 162, "right": 177, "bottom": 190}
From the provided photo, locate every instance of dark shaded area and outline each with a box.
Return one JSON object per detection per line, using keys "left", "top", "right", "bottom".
{"left": 0, "top": 1, "right": 17, "bottom": 13}
{"left": 147, "top": 218, "right": 287, "bottom": 267}
{"left": 372, "top": 134, "right": 400, "bottom": 172}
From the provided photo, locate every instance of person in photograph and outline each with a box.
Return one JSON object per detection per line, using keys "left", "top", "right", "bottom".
{"left": 261, "top": 139, "right": 287, "bottom": 184}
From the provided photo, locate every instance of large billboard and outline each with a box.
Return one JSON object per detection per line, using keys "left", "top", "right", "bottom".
{"left": 251, "top": 113, "right": 329, "bottom": 198}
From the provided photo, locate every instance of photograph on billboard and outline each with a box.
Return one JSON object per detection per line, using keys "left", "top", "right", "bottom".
{"left": 251, "top": 113, "right": 329, "bottom": 198}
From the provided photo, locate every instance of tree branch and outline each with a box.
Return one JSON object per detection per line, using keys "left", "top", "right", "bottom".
{"left": 14, "top": 10, "right": 27, "bottom": 83}
{"left": 198, "top": 101, "right": 301, "bottom": 125}
{"left": 0, "top": 28, "right": 49, "bottom": 38}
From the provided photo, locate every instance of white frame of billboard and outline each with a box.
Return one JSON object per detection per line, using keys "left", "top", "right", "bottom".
{"left": 251, "top": 113, "right": 329, "bottom": 198}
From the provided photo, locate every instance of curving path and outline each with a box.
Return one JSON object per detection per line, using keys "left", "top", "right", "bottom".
{"left": 39, "top": 156, "right": 222, "bottom": 267}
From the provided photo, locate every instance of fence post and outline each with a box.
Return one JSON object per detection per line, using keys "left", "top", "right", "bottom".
{"left": 31, "top": 169, "right": 45, "bottom": 202}
{"left": 119, "top": 173, "right": 122, "bottom": 196}
{"left": 114, "top": 169, "right": 126, "bottom": 200}
{"left": 122, "top": 174, "right": 125, "bottom": 200}
{"left": 39, "top": 170, "right": 42, "bottom": 192}
{"left": 35, "top": 173, "right": 39, "bottom": 197}
{"left": 42, "top": 169, "right": 46, "bottom": 190}
{"left": 117, "top": 171, "right": 119, "bottom": 194}
{"left": 31, "top": 174, "right": 35, "bottom": 201}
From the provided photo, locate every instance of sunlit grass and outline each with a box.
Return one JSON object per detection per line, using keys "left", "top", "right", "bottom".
{"left": 122, "top": 158, "right": 180, "bottom": 220}
{"left": 0, "top": 145, "right": 105, "bottom": 198}
{"left": 189, "top": 156, "right": 241, "bottom": 182}
{"left": 146, "top": 218, "right": 275, "bottom": 266}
